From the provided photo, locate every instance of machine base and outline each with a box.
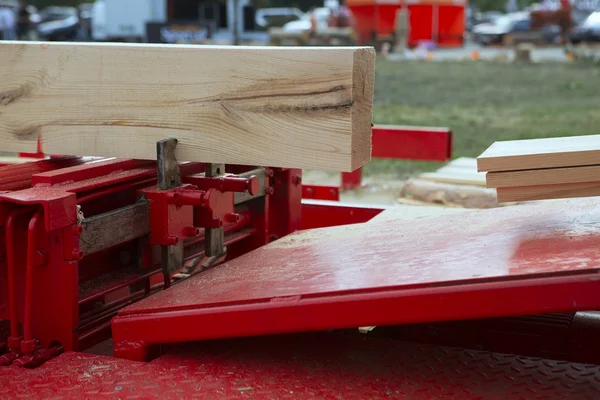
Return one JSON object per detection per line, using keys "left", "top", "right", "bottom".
{"left": 1, "top": 332, "right": 599, "bottom": 399}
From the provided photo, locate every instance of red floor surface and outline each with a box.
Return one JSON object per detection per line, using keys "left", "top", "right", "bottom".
{"left": 2, "top": 333, "right": 600, "bottom": 399}
{"left": 113, "top": 198, "right": 600, "bottom": 358}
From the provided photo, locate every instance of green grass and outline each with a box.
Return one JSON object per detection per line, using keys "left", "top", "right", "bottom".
{"left": 366, "top": 58, "right": 600, "bottom": 178}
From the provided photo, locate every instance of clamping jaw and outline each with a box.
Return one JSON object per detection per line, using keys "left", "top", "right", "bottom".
{"left": 151, "top": 138, "right": 260, "bottom": 287}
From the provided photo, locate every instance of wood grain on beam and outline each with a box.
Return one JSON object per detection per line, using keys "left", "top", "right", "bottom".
{"left": 477, "top": 135, "right": 600, "bottom": 173}
{"left": 0, "top": 41, "right": 375, "bottom": 172}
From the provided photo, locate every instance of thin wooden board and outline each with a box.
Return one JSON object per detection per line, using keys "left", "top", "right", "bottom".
{"left": 420, "top": 157, "right": 486, "bottom": 186}
{"left": 496, "top": 181, "right": 600, "bottom": 203}
{"left": 0, "top": 41, "right": 375, "bottom": 172}
{"left": 487, "top": 164, "right": 600, "bottom": 188}
{"left": 477, "top": 135, "right": 600, "bottom": 172}
{"left": 443, "top": 157, "right": 478, "bottom": 170}
{"left": 419, "top": 170, "right": 486, "bottom": 186}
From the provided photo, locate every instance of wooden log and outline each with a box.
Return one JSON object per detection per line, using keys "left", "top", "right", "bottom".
{"left": 486, "top": 164, "right": 600, "bottom": 188}
{"left": 419, "top": 170, "right": 486, "bottom": 187}
{"left": 399, "top": 178, "right": 500, "bottom": 209}
{"left": 0, "top": 41, "right": 375, "bottom": 172}
{"left": 477, "top": 135, "right": 600, "bottom": 173}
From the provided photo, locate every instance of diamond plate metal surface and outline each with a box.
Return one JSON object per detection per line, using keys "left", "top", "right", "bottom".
{"left": 2, "top": 333, "right": 599, "bottom": 399}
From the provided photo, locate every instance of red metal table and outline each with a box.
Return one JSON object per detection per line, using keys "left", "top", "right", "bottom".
{"left": 2, "top": 333, "right": 599, "bottom": 399}
{"left": 113, "top": 197, "right": 600, "bottom": 361}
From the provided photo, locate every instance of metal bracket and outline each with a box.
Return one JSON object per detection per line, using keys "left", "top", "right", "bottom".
{"left": 157, "top": 138, "right": 181, "bottom": 190}
{"left": 157, "top": 138, "right": 184, "bottom": 288}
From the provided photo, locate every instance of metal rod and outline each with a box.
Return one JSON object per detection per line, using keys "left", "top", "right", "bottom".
{"left": 23, "top": 211, "right": 43, "bottom": 344}
{"left": 5, "top": 208, "right": 33, "bottom": 342}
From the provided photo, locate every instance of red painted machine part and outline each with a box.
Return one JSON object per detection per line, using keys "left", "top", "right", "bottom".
{"left": 0, "top": 159, "right": 300, "bottom": 358}
{"left": 112, "top": 197, "right": 600, "bottom": 361}
{"left": 301, "top": 185, "right": 340, "bottom": 201}
{"left": 0, "top": 157, "right": 92, "bottom": 192}
{"left": 2, "top": 332, "right": 600, "bottom": 399}
{"left": 340, "top": 124, "right": 453, "bottom": 190}
{"left": 300, "top": 199, "right": 385, "bottom": 229}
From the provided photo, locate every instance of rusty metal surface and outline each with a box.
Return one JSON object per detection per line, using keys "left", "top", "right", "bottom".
{"left": 156, "top": 139, "right": 181, "bottom": 190}
{"left": 1, "top": 333, "right": 600, "bottom": 399}
{"left": 204, "top": 163, "right": 226, "bottom": 258}
{"left": 79, "top": 201, "right": 150, "bottom": 255}
{"left": 156, "top": 138, "right": 184, "bottom": 286}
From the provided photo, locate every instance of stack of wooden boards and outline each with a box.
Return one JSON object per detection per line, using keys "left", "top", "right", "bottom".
{"left": 478, "top": 135, "right": 600, "bottom": 202}
{"left": 0, "top": 41, "right": 375, "bottom": 172}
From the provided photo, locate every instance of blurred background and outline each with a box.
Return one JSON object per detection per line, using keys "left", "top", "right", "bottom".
{"left": 1, "top": 0, "right": 599, "bottom": 203}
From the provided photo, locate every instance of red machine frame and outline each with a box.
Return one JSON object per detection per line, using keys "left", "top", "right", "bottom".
{"left": 0, "top": 124, "right": 447, "bottom": 366}
{"left": 302, "top": 125, "right": 452, "bottom": 200}
{"left": 2, "top": 125, "right": 600, "bottom": 399}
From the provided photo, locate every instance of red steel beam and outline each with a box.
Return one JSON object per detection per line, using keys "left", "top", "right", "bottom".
{"left": 110, "top": 196, "right": 600, "bottom": 362}
{"left": 302, "top": 185, "right": 340, "bottom": 201}
{"left": 339, "top": 125, "right": 453, "bottom": 191}
{"left": 300, "top": 199, "right": 385, "bottom": 229}
{"left": 0, "top": 157, "right": 92, "bottom": 192}
{"left": 112, "top": 273, "right": 600, "bottom": 362}
{"left": 371, "top": 125, "right": 452, "bottom": 161}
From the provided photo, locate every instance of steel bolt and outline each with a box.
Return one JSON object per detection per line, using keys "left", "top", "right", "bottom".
{"left": 182, "top": 226, "right": 201, "bottom": 237}
{"left": 165, "top": 235, "right": 179, "bottom": 245}
{"left": 72, "top": 225, "right": 84, "bottom": 235}
{"left": 293, "top": 175, "right": 302, "bottom": 185}
{"left": 71, "top": 249, "right": 84, "bottom": 261}
{"left": 266, "top": 187, "right": 275, "bottom": 195}
{"left": 225, "top": 213, "right": 240, "bottom": 223}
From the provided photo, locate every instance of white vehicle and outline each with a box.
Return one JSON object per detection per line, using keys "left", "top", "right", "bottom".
{"left": 91, "top": 0, "right": 262, "bottom": 43}
{"left": 91, "top": 0, "right": 166, "bottom": 42}
{"left": 282, "top": 7, "right": 330, "bottom": 32}
{"left": 255, "top": 7, "right": 304, "bottom": 30}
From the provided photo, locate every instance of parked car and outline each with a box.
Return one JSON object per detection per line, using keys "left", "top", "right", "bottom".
{"left": 282, "top": 7, "right": 330, "bottom": 32}
{"left": 255, "top": 7, "right": 304, "bottom": 31}
{"left": 473, "top": 13, "right": 531, "bottom": 45}
{"left": 570, "top": 12, "right": 600, "bottom": 43}
{"left": 36, "top": 6, "right": 79, "bottom": 41}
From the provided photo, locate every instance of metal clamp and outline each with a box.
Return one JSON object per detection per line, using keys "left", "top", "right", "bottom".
{"left": 156, "top": 138, "right": 184, "bottom": 289}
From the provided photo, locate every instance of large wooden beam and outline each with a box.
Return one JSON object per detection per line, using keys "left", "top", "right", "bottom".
{"left": 0, "top": 41, "right": 375, "bottom": 172}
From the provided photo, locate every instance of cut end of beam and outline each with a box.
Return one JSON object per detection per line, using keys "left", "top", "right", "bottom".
{"left": 351, "top": 47, "right": 375, "bottom": 171}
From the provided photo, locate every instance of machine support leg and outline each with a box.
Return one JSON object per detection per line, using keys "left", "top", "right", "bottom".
{"left": 341, "top": 169, "right": 362, "bottom": 190}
